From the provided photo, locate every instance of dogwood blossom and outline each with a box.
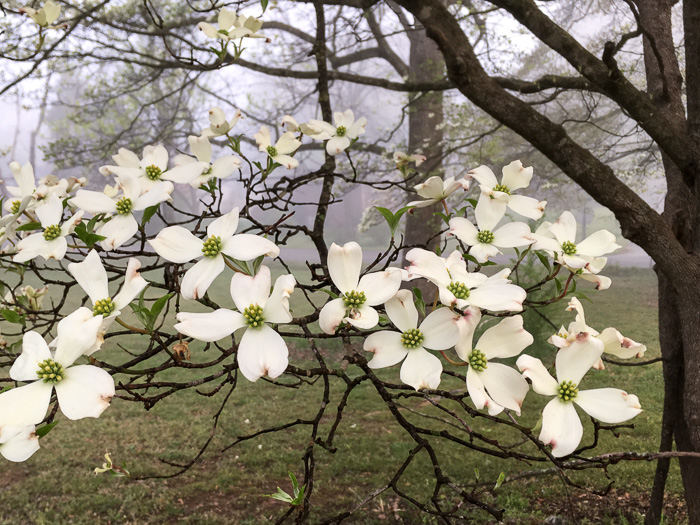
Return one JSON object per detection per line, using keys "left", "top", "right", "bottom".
{"left": 319, "top": 242, "right": 402, "bottom": 334}
{"left": 175, "top": 265, "right": 295, "bottom": 382}
{"left": 468, "top": 161, "right": 546, "bottom": 220}
{"left": 202, "top": 108, "right": 242, "bottom": 137}
{"left": 148, "top": 206, "right": 279, "bottom": 300}
{"left": 254, "top": 126, "right": 302, "bottom": 169}
{"left": 68, "top": 250, "right": 148, "bottom": 354}
{"left": 407, "top": 176, "right": 469, "bottom": 208}
{"left": 99, "top": 145, "right": 171, "bottom": 194}
{"left": 517, "top": 337, "right": 642, "bottom": 457}
{"left": 0, "top": 308, "right": 114, "bottom": 434}
{"left": 449, "top": 196, "right": 534, "bottom": 263}
{"left": 13, "top": 193, "right": 83, "bottom": 262}
{"left": 393, "top": 151, "right": 426, "bottom": 168}
{"left": 532, "top": 211, "right": 621, "bottom": 269}
{"left": 0, "top": 425, "right": 40, "bottom": 462}
{"left": 198, "top": 9, "right": 264, "bottom": 42}
{"left": 308, "top": 110, "right": 367, "bottom": 156}
{"left": 406, "top": 249, "right": 526, "bottom": 312}
{"left": 71, "top": 173, "right": 174, "bottom": 250}
{"left": 364, "top": 290, "right": 460, "bottom": 390}
{"left": 457, "top": 316, "right": 532, "bottom": 415}
{"left": 165, "top": 135, "right": 241, "bottom": 188}
{"left": 280, "top": 115, "right": 325, "bottom": 137}
{"left": 20, "top": 1, "right": 60, "bottom": 28}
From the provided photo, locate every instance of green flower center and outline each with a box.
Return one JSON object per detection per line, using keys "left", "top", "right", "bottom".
{"left": 342, "top": 290, "right": 366, "bottom": 309}
{"left": 468, "top": 349, "right": 488, "bottom": 372}
{"left": 116, "top": 197, "right": 133, "bottom": 215}
{"left": 477, "top": 230, "right": 495, "bottom": 244}
{"left": 558, "top": 380, "right": 579, "bottom": 402}
{"left": 145, "top": 164, "right": 162, "bottom": 181}
{"left": 10, "top": 200, "right": 21, "bottom": 214}
{"left": 335, "top": 125, "right": 347, "bottom": 137}
{"left": 561, "top": 241, "right": 577, "bottom": 256}
{"left": 93, "top": 297, "right": 116, "bottom": 317}
{"left": 266, "top": 145, "right": 278, "bottom": 158}
{"left": 447, "top": 281, "right": 470, "bottom": 300}
{"left": 42, "top": 224, "right": 62, "bottom": 241}
{"left": 243, "top": 304, "right": 265, "bottom": 328}
{"left": 201, "top": 235, "right": 222, "bottom": 257}
{"left": 493, "top": 184, "right": 510, "bottom": 195}
{"left": 36, "top": 358, "right": 65, "bottom": 384}
{"left": 401, "top": 328, "right": 424, "bottom": 349}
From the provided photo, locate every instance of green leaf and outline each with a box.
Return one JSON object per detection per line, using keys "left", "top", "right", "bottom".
{"left": 466, "top": 198, "right": 478, "bottom": 209}
{"left": 433, "top": 211, "right": 450, "bottom": 225}
{"left": 1, "top": 309, "right": 23, "bottom": 324}
{"left": 36, "top": 421, "right": 58, "bottom": 438}
{"left": 149, "top": 293, "right": 174, "bottom": 321}
{"left": 412, "top": 287, "right": 425, "bottom": 317}
{"left": 261, "top": 0, "right": 269, "bottom": 13}
{"left": 375, "top": 206, "right": 410, "bottom": 237}
{"left": 535, "top": 251, "right": 551, "bottom": 271}
{"left": 142, "top": 204, "right": 160, "bottom": 226}
{"left": 554, "top": 277, "right": 563, "bottom": 294}
{"left": 494, "top": 471, "right": 506, "bottom": 490}
{"left": 16, "top": 222, "right": 42, "bottom": 232}
{"left": 0, "top": 385, "right": 12, "bottom": 394}
{"left": 474, "top": 467, "right": 480, "bottom": 481}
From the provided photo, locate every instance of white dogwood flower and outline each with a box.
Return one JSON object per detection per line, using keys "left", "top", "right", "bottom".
{"left": 468, "top": 161, "right": 546, "bottom": 220}
{"left": 198, "top": 9, "right": 264, "bottom": 42}
{"left": 99, "top": 145, "right": 171, "bottom": 194}
{"left": 364, "top": 290, "right": 460, "bottom": 391}
{"left": 308, "top": 110, "right": 367, "bottom": 156}
{"left": 165, "top": 136, "right": 241, "bottom": 188}
{"left": 175, "top": 265, "right": 295, "bottom": 382}
{"left": 449, "top": 195, "right": 534, "bottom": 263}
{"left": 457, "top": 316, "right": 532, "bottom": 415}
{"left": 407, "top": 176, "right": 469, "bottom": 208}
{"left": 68, "top": 249, "right": 148, "bottom": 354}
{"left": 0, "top": 425, "right": 40, "bottom": 463}
{"left": 71, "top": 173, "right": 174, "bottom": 251}
{"left": 148, "top": 206, "right": 279, "bottom": 300}
{"left": 319, "top": 242, "right": 402, "bottom": 334}
{"left": 406, "top": 249, "right": 526, "bottom": 312}
{"left": 532, "top": 211, "right": 621, "bottom": 269}
{"left": 0, "top": 308, "right": 114, "bottom": 433}
{"left": 517, "top": 336, "right": 642, "bottom": 458}
{"left": 394, "top": 151, "right": 426, "bottom": 168}
{"left": 13, "top": 193, "right": 83, "bottom": 262}
{"left": 254, "top": 126, "right": 302, "bottom": 169}
{"left": 20, "top": 1, "right": 60, "bottom": 28}
{"left": 202, "top": 108, "right": 242, "bottom": 137}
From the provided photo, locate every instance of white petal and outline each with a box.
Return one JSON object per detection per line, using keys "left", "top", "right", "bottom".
{"left": 507, "top": 194, "right": 546, "bottom": 220}
{"left": 13, "top": 234, "right": 65, "bottom": 263}
{"left": 598, "top": 327, "right": 646, "bottom": 359}
{"left": 448, "top": 217, "right": 478, "bottom": 246}
{"left": 133, "top": 181, "right": 173, "bottom": 211}
{"left": 328, "top": 242, "right": 362, "bottom": 293}
{"left": 35, "top": 193, "right": 62, "bottom": 227}
{"left": 365, "top": 331, "right": 409, "bottom": 368}
{"left": 112, "top": 148, "right": 140, "bottom": 168}
{"left": 414, "top": 176, "right": 446, "bottom": 200}
{"left": 221, "top": 234, "right": 279, "bottom": 261}
{"left": 70, "top": 189, "right": 117, "bottom": 214}
{"left": 405, "top": 248, "right": 450, "bottom": 286}
{"left": 576, "top": 230, "right": 621, "bottom": 257}
{"left": 209, "top": 155, "right": 241, "bottom": 180}
{"left": 98, "top": 214, "right": 138, "bottom": 251}
{"left": 575, "top": 388, "right": 642, "bottom": 423}
{"left": 181, "top": 255, "right": 225, "bottom": 300}
{"left": 188, "top": 135, "right": 212, "bottom": 164}
{"left": 237, "top": 325, "right": 289, "bottom": 381}
{"left": 500, "top": 160, "right": 533, "bottom": 191}
{"left": 175, "top": 309, "right": 245, "bottom": 341}
{"left": 319, "top": 298, "right": 347, "bottom": 334}
{"left": 326, "top": 136, "right": 351, "bottom": 156}
{"left": 0, "top": 426, "right": 40, "bottom": 462}
{"left": 198, "top": 21, "right": 220, "bottom": 38}
{"left": 148, "top": 226, "right": 203, "bottom": 264}
{"left": 358, "top": 270, "right": 402, "bottom": 306}
{"left": 549, "top": 211, "right": 577, "bottom": 245}
{"left": 470, "top": 242, "right": 500, "bottom": 263}
{"left": 400, "top": 349, "right": 442, "bottom": 391}
{"left": 254, "top": 126, "right": 272, "bottom": 150}
{"left": 68, "top": 249, "right": 109, "bottom": 304}
{"left": 10, "top": 331, "right": 51, "bottom": 381}
{"left": 55, "top": 365, "right": 114, "bottom": 420}
{"left": 455, "top": 307, "right": 482, "bottom": 361}
{"left": 346, "top": 304, "right": 379, "bottom": 330}
{"left": 0, "top": 381, "right": 52, "bottom": 428}
{"left": 492, "top": 222, "right": 533, "bottom": 248}
{"left": 112, "top": 258, "right": 148, "bottom": 311}
{"left": 346, "top": 116, "right": 367, "bottom": 138}
{"left": 477, "top": 316, "right": 533, "bottom": 359}
{"left": 475, "top": 193, "right": 507, "bottom": 232}
{"left": 54, "top": 307, "right": 103, "bottom": 366}
{"left": 468, "top": 165, "right": 498, "bottom": 188}
{"left": 161, "top": 162, "right": 207, "bottom": 184}
{"left": 384, "top": 289, "right": 418, "bottom": 332}
{"left": 479, "top": 362, "right": 529, "bottom": 415}
{"left": 540, "top": 399, "right": 583, "bottom": 457}
{"left": 207, "top": 207, "right": 239, "bottom": 239}
{"left": 555, "top": 335, "right": 604, "bottom": 385}
{"left": 264, "top": 274, "right": 296, "bottom": 324}
{"left": 516, "top": 355, "right": 559, "bottom": 396}
{"left": 275, "top": 132, "right": 301, "bottom": 155}
{"left": 468, "top": 282, "right": 526, "bottom": 312}
{"left": 467, "top": 366, "right": 490, "bottom": 411}
{"left": 420, "top": 308, "right": 460, "bottom": 350}
{"left": 230, "top": 266, "right": 271, "bottom": 312}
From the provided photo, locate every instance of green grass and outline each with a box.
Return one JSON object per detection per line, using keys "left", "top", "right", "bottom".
{"left": 0, "top": 267, "right": 687, "bottom": 524}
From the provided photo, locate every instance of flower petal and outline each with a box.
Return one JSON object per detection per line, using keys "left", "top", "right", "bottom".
{"left": 477, "top": 315, "right": 533, "bottom": 359}
{"left": 479, "top": 362, "right": 529, "bottom": 415}
{"left": 180, "top": 255, "right": 225, "bottom": 300}
{"left": 405, "top": 248, "right": 450, "bottom": 286}
{"left": 516, "top": 355, "right": 558, "bottom": 396}
{"left": 221, "top": 234, "right": 279, "bottom": 261}
{"left": 230, "top": 266, "right": 271, "bottom": 312}
{"left": 468, "top": 282, "right": 526, "bottom": 312}
{"left": 133, "top": 181, "right": 173, "bottom": 211}
{"left": 455, "top": 307, "right": 482, "bottom": 361}
{"left": 207, "top": 207, "right": 239, "bottom": 239}
{"left": 175, "top": 309, "right": 245, "bottom": 342}
{"left": 346, "top": 304, "right": 379, "bottom": 330}
{"left": 209, "top": 155, "right": 241, "bottom": 180}
{"left": 319, "top": 298, "right": 347, "bottom": 334}
{"left": 54, "top": 307, "right": 103, "bottom": 366}
{"left": 10, "top": 331, "right": 51, "bottom": 381}
{"left": 492, "top": 221, "right": 533, "bottom": 248}
{"left": 0, "top": 381, "right": 52, "bottom": 429}
{"left": 326, "top": 136, "right": 351, "bottom": 156}
{"left": 188, "top": 135, "right": 212, "bottom": 164}
{"left": 328, "top": 242, "right": 362, "bottom": 293}
{"left": 507, "top": 194, "right": 546, "bottom": 220}
{"left": 113, "top": 258, "right": 148, "bottom": 311}
{"left": 237, "top": 325, "right": 289, "bottom": 381}
{"left": 448, "top": 217, "right": 478, "bottom": 246}
{"left": 475, "top": 193, "right": 507, "bottom": 232}
{"left": 540, "top": 398, "right": 583, "bottom": 457}
{"left": 420, "top": 308, "right": 460, "bottom": 350}
{"left": 576, "top": 230, "right": 621, "bottom": 257}
{"left": 384, "top": 289, "right": 418, "bottom": 332}
{"left": 575, "top": 388, "right": 642, "bottom": 423}
{"left": 55, "top": 365, "right": 114, "bottom": 420}
{"left": 264, "top": 274, "right": 296, "bottom": 324}
{"left": 0, "top": 425, "right": 40, "bottom": 462}
{"left": 35, "top": 193, "right": 62, "bottom": 227}
{"left": 148, "top": 226, "right": 204, "bottom": 264}
{"left": 555, "top": 335, "right": 604, "bottom": 385}
{"left": 549, "top": 211, "right": 577, "bottom": 245}
{"left": 70, "top": 190, "right": 117, "bottom": 214}
{"left": 400, "top": 349, "right": 442, "bottom": 391}
{"left": 68, "top": 249, "right": 109, "bottom": 304}
{"left": 598, "top": 327, "right": 646, "bottom": 359}
{"left": 358, "top": 270, "right": 402, "bottom": 306}
{"left": 365, "top": 331, "right": 408, "bottom": 368}
{"left": 468, "top": 165, "right": 498, "bottom": 188}
{"left": 98, "top": 213, "right": 138, "bottom": 251}
{"left": 500, "top": 160, "right": 533, "bottom": 191}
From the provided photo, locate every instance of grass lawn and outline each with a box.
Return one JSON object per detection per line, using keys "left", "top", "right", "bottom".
{"left": 0, "top": 264, "right": 687, "bottom": 524}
